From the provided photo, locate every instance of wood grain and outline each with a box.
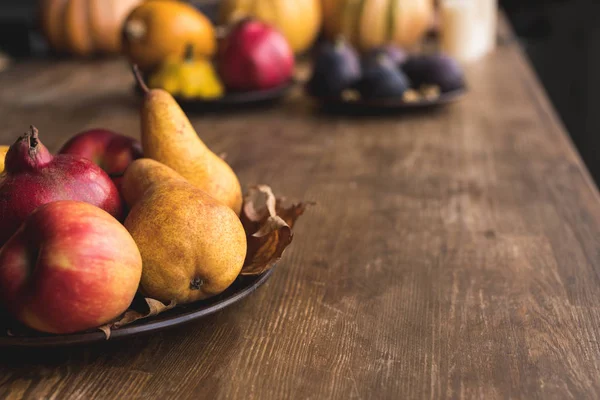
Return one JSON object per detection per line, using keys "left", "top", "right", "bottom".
{"left": 0, "top": 16, "right": 600, "bottom": 400}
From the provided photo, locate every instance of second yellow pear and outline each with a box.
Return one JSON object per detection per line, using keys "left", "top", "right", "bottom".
{"left": 0, "top": 146, "right": 9, "bottom": 173}
{"left": 135, "top": 68, "right": 243, "bottom": 214}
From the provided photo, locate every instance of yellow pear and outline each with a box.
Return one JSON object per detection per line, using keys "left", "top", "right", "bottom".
{"left": 0, "top": 146, "right": 9, "bottom": 173}
{"left": 133, "top": 66, "right": 243, "bottom": 215}
{"left": 122, "top": 158, "right": 247, "bottom": 304}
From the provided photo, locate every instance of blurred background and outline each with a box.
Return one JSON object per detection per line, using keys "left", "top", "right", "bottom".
{"left": 0, "top": 0, "right": 598, "bottom": 184}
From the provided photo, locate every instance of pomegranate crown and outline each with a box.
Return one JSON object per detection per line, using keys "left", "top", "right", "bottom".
{"left": 4, "top": 125, "right": 53, "bottom": 173}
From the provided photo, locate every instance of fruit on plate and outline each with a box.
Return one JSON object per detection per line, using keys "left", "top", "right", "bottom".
{"left": 148, "top": 46, "right": 224, "bottom": 99}
{"left": 0, "top": 127, "right": 122, "bottom": 247}
{"left": 123, "top": 0, "right": 216, "bottom": 72}
{"left": 0, "top": 145, "right": 8, "bottom": 172}
{"left": 39, "top": 0, "right": 142, "bottom": 56}
{"left": 0, "top": 201, "right": 142, "bottom": 334}
{"left": 58, "top": 129, "right": 143, "bottom": 177}
{"left": 306, "top": 38, "right": 362, "bottom": 98}
{"left": 356, "top": 53, "right": 410, "bottom": 99}
{"left": 367, "top": 44, "right": 408, "bottom": 67}
{"left": 402, "top": 53, "right": 465, "bottom": 92}
{"left": 134, "top": 68, "right": 243, "bottom": 215}
{"left": 218, "top": 18, "right": 295, "bottom": 92}
{"left": 322, "top": 0, "right": 434, "bottom": 52}
{"left": 219, "top": 0, "right": 322, "bottom": 54}
{"left": 121, "top": 159, "right": 247, "bottom": 304}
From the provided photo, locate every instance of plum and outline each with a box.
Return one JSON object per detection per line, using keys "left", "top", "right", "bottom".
{"left": 306, "top": 38, "right": 362, "bottom": 98}
{"left": 402, "top": 53, "right": 465, "bottom": 92}
{"left": 356, "top": 53, "right": 410, "bottom": 99}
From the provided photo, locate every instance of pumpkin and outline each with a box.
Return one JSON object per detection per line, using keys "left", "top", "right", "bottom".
{"left": 38, "top": 0, "right": 143, "bottom": 56}
{"left": 322, "top": 0, "right": 434, "bottom": 52}
{"left": 123, "top": 0, "right": 217, "bottom": 72}
{"left": 219, "top": 0, "right": 322, "bottom": 54}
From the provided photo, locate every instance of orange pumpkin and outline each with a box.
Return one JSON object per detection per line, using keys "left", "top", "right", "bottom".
{"left": 123, "top": 0, "right": 217, "bottom": 72}
{"left": 39, "top": 0, "right": 143, "bottom": 56}
{"left": 322, "top": 0, "right": 434, "bottom": 51}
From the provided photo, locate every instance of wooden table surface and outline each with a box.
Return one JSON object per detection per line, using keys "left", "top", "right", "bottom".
{"left": 1, "top": 20, "right": 600, "bottom": 400}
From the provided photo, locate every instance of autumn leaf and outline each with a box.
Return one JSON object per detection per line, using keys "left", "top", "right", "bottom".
{"left": 98, "top": 297, "right": 176, "bottom": 339}
{"left": 241, "top": 185, "right": 311, "bottom": 275}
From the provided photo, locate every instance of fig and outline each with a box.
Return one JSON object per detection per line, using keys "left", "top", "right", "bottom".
{"left": 402, "top": 53, "right": 465, "bottom": 92}
{"left": 356, "top": 53, "right": 410, "bottom": 99}
{"left": 367, "top": 45, "right": 408, "bottom": 67}
{"left": 306, "top": 38, "right": 361, "bottom": 98}
{"left": 0, "top": 126, "right": 123, "bottom": 247}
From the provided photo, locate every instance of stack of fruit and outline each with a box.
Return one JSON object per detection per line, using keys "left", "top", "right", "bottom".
{"left": 0, "top": 70, "right": 306, "bottom": 337}
{"left": 122, "top": 1, "right": 295, "bottom": 101}
{"left": 306, "top": 37, "right": 466, "bottom": 104}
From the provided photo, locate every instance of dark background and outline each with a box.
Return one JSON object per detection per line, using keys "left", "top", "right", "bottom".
{"left": 0, "top": 0, "right": 598, "bottom": 185}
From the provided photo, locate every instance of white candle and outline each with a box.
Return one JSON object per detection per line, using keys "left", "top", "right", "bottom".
{"left": 439, "top": 0, "right": 497, "bottom": 63}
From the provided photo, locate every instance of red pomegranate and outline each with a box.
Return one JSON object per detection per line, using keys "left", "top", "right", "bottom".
{"left": 0, "top": 126, "right": 123, "bottom": 247}
{"left": 218, "top": 19, "right": 295, "bottom": 91}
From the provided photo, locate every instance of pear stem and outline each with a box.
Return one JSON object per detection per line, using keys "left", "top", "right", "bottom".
{"left": 131, "top": 64, "right": 149, "bottom": 94}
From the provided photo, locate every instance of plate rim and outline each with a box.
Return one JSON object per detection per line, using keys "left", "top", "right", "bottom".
{"left": 134, "top": 79, "right": 297, "bottom": 107}
{"left": 0, "top": 268, "right": 275, "bottom": 348}
{"left": 176, "top": 79, "right": 296, "bottom": 105}
{"left": 307, "top": 86, "right": 468, "bottom": 110}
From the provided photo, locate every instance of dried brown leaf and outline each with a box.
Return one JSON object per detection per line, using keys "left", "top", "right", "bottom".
{"left": 276, "top": 200, "right": 313, "bottom": 229}
{"left": 241, "top": 185, "right": 311, "bottom": 275}
{"left": 113, "top": 298, "right": 176, "bottom": 329}
{"left": 98, "top": 325, "right": 111, "bottom": 340}
{"left": 242, "top": 185, "right": 276, "bottom": 223}
{"left": 98, "top": 298, "right": 176, "bottom": 339}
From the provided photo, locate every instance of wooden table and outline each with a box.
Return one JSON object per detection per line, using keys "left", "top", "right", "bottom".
{"left": 1, "top": 20, "right": 600, "bottom": 400}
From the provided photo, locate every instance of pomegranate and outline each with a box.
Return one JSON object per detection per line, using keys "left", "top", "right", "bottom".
{"left": 0, "top": 126, "right": 123, "bottom": 247}
{"left": 218, "top": 18, "right": 295, "bottom": 91}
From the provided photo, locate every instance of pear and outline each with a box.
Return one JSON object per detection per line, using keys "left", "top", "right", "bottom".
{"left": 122, "top": 158, "right": 247, "bottom": 304}
{"left": 133, "top": 66, "right": 243, "bottom": 215}
{"left": 0, "top": 145, "right": 9, "bottom": 173}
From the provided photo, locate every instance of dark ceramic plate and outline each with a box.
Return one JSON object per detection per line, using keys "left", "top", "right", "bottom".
{"left": 308, "top": 87, "right": 467, "bottom": 112}
{"left": 0, "top": 269, "right": 274, "bottom": 348}
{"left": 134, "top": 80, "right": 296, "bottom": 112}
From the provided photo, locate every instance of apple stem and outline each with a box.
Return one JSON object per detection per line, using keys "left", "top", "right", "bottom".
{"left": 131, "top": 64, "right": 149, "bottom": 94}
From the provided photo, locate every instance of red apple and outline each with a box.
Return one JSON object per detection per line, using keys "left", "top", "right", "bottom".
{"left": 0, "top": 201, "right": 142, "bottom": 334}
{"left": 59, "top": 129, "right": 143, "bottom": 177}
{"left": 218, "top": 18, "right": 295, "bottom": 91}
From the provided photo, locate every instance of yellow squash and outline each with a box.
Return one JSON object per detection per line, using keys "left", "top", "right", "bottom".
{"left": 219, "top": 0, "right": 322, "bottom": 54}
{"left": 148, "top": 47, "right": 224, "bottom": 100}
{"left": 322, "top": 0, "right": 434, "bottom": 51}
